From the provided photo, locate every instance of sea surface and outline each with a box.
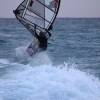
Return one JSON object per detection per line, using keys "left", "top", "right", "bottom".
{"left": 0, "top": 18, "right": 100, "bottom": 100}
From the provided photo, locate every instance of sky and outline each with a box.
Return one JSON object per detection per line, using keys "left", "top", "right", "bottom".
{"left": 0, "top": 0, "right": 100, "bottom": 18}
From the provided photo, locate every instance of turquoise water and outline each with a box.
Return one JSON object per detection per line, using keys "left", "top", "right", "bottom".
{"left": 0, "top": 18, "right": 100, "bottom": 99}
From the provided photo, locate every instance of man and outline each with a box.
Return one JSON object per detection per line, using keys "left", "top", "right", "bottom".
{"left": 35, "top": 32, "right": 48, "bottom": 51}
{"left": 13, "top": 8, "right": 52, "bottom": 56}
{"left": 27, "top": 25, "right": 51, "bottom": 56}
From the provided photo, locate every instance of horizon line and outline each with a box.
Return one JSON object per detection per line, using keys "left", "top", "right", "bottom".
{"left": 0, "top": 17, "right": 100, "bottom": 19}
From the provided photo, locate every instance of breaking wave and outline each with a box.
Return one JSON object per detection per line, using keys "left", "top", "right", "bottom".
{"left": 0, "top": 52, "right": 100, "bottom": 100}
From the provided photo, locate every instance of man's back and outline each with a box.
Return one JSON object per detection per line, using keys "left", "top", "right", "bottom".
{"left": 35, "top": 32, "right": 48, "bottom": 50}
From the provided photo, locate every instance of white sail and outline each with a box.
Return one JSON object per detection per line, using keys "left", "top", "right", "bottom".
{"left": 14, "top": 0, "right": 61, "bottom": 34}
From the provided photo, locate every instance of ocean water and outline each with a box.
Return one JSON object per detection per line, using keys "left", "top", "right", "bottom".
{"left": 0, "top": 18, "right": 100, "bottom": 100}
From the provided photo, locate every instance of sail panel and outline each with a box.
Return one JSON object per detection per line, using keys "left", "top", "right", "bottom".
{"left": 45, "top": 0, "right": 60, "bottom": 29}
{"left": 27, "top": 0, "right": 45, "bottom": 19}
{"left": 24, "top": 11, "right": 45, "bottom": 28}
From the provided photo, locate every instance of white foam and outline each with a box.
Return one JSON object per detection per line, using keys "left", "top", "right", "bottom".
{"left": 29, "top": 51, "right": 52, "bottom": 66}
{"left": 0, "top": 59, "right": 10, "bottom": 68}
{"left": 0, "top": 32, "right": 12, "bottom": 38}
{"left": 15, "top": 46, "right": 52, "bottom": 65}
{"left": 0, "top": 58, "right": 100, "bottom": 100}
{"left": 15, "top": 46, "right": 30, "bottom": 62}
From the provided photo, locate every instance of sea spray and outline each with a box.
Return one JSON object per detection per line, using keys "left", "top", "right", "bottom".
{"left": 15, "top": 46, "right": 52, "bottom": 65}
{"left": 0, "top": 58, "right": 100, "bottom": 100}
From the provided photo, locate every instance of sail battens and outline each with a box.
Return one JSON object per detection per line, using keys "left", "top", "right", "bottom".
{"left": 20, "top": 3, "right": 51, "bottom": 24}
{"left": 25, "top": 13, "right": 51, "bottom": 24}
{"left": 25, "top": 8, "right": 51, "bottom": 23}
{"left": 19, "top": 4, "right": 47, "bottom": 23}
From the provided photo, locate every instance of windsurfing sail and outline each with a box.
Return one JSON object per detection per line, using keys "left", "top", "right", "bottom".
{"left": 13, "top": 0, "right": 61, "bottom": 36}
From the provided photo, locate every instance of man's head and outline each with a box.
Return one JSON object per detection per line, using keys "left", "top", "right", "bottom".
{"left": 39, "top": 32, "right": 46, "bottom": 38}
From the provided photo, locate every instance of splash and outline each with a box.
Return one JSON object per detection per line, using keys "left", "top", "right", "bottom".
{"left": 15, "top": 46, "right": 52, "bottom": 65}
{"left": 0, "top": 57, "right": 100, "bottom": 100}
{"left": 15, "top": 46, "right": 30, "bottom": 62}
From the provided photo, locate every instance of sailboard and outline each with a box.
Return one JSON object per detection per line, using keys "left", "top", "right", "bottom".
{"left": 13, "top": 0, "right": 61, "bottom": 56}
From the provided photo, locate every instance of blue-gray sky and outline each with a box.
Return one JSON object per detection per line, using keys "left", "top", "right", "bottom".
{"left": 0, "top": 0, "right": 100, "bottom": 18}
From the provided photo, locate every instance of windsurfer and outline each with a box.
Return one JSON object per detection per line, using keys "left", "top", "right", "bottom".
{"left": 33, "top": 25, "right": 52, "bottom": 52}
{"left": 35, "top": 32, "right": 48, "bottom": 51}
{"left": 27, "top": 27, "right": 51, "bottom": 56}
{"left": 13, "top": 0, "right": 60, "bottom": 56}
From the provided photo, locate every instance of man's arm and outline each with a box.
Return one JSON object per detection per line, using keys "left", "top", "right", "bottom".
{"left": 47, "top": 31, "right": 52, "bottom": 37}
{"left": 34, "top": 32, "right": 40, "bottom": 39}
{"left": 44, "top": 29, "right": 52, "bottom": 39}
